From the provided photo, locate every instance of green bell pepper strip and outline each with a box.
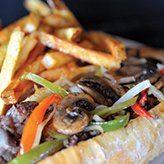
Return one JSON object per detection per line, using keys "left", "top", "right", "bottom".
{"left": 90, "top": 113, "right": 130, "bottom": 132}
{"left": 49, "top": 130, "right": 69, "bottom": 140}
{"left": 92, "top": 96, "right": 138, "bottom": 117}
{"left": 95, "top": 66, "right": 103, "bottom": 77}
{"left": 8, "top": 140, "right": 63, "bottom": 164}
{"left": 21, "top": 73, "right": 68, "bottom": 98}
{"left": 161, "top": 87, "right": 164, "bottom": 95}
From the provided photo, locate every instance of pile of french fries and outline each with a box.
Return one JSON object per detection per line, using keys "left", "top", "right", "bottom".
{"left": 0, "top": 0, "right": 127, "bottom": 115}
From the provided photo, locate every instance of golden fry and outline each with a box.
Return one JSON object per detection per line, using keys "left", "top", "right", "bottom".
{"left": 0, "top": 27, "right": 25, "bottom": 114}
{"left": 24, "top": 12, "right": 41, "bottom": 33}
{"left": 54, "top": 27, "right": 83, "bottom": 42}
{"left": 39, "top": 61, "right": 78, "bottom": 81}
{"left": 0, "top": 16, "right": 28, "bottom": 45}
{"left": 0, "top": 43, "right": 7, "bottom": 69}
{"left": 79, "top": 40, "right": 96, "bottom": 49}
{"left": 24, "top": 0, "right": 51, "bottom": 16}
{"left": 67, "top": 65, "right": 98, "bottom": 80}
{"left": 16, "top": 35, "right": 38, "bottom": 71}
{"left": 50, "top": 0, "right": 80, "bottom": 27}
{"left": 88, "top": 31, "right": 126, "bottom": 61}
{"left": 43, "top": 14, "right": 77, "bottom": 28}
{"left": 0, "top": 27, "right": 24, "bottom": 92}
{"left": 38, "top": 23, "right": 53, "bottom": 33}
{"left": 15, "top": 43, "right": 45, "bottom": 77}
{"left": 26, "top": 56, "right": 45, "bottom": 73}
{"left": 39, "top": 32, "right": 123, "bottom": 70}
{"left": 1, "top": 56, "right": 46, "bottom": 105}
{"left": 1, "top": 44, "right": 45, "bottom": 105}
{"left": 41, "top": 51, "right": 73, "bottom": 69}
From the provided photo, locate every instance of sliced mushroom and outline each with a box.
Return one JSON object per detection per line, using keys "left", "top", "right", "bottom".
{"left": 116, "top": 55, "right": 159, "bottom": 83}
{"left": 126, "top": 47, "right": 164, "bottom": 63}
{"left": 53, "top": 93, "right": 95, "bottom": 135}
{"left": 77, "top": 74, "right": 125, "bottom": 106}
{"left": 135, "top": 67, "right": 157, "bottom": 82}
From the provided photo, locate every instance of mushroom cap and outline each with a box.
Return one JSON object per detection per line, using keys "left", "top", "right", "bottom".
{"left": 78, "top": 74, "right": 125, "bottom": 106}
{"left": 53, "top": 93, "right": 95, "bottom": 135}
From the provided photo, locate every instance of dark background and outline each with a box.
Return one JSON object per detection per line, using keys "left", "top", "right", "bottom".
{"left": 0, "top": 0, "right": 164, "bottom": 48}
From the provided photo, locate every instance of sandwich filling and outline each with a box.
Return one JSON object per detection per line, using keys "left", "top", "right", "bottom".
{"left": 0, "top": 49, "right": 163, "bottom": 163}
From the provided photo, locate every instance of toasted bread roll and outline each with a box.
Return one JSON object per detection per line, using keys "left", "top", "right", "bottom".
{"left": 39, "top": 102, "right": 164, "bottom": 164}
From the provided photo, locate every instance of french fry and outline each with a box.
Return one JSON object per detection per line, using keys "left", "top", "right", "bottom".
{"left": 26, "top": 56, "right": 45, "bottom": 73}
{"left": 88, "top": 31, "right": 126, "bottom": 61}
{"left": 0, "top": 27, "right": 24, "bottom": 90}
{"left": 0, "top": 16, "right": 28, "bottom": 45}
{"left": 43, "top": 14, "right": 77, "bottom": 28}
{"left": 24, "top": 12, "right": 41, "bottom": 33}
{"left": 0, "top": 27, "right": 25, "bottom": 114}
{"left": 1, "top": 79, "right": 34, "bottom": 105}
{"left": 1, "top": 55, "right": 46, "bottom": 105}
{"left": 42, "top": 0, "right": 81, "bottom": 28}
{"left": 24, "top": 0, "right": 51, "bottom": 16}
{"left": 39, "top": 32, "right": 122, "bottom": 70}
{"left": 40, "top": 62, "right": 97, "bottom": 82}
{"left": 67, "top": 65, "right": 98, "bottom": 80}
{"left": 1, "top": 44, "right": 45, "bottom": 105}
{"left": 54, "top": 27, "right": 83, "bottom": 42}
{"left": 38, "top": 23, "right": 53, "bottom": 33}
{"left": 39, "top": 61, "right": 78, "bottom": 81}
{"left": 79, "top": 40, "right": 96, "bottom": 49}
{"left": 15, "top": 43, "right": 45, "bottom": 77}
{"left": 49, "top": 0, "right": 80, "bottom": 27}
{"left": 41, "top": 51, "right": 73, "bottom": 69}
{"left": 0, "top": 43, "right": 7, "bottom": 69}
{"left": 15, "top": 35, "right": 38, "bottom": 71}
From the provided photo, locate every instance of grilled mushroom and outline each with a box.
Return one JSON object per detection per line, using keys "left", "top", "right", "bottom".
{"left": 116, "top": 55, "right": 160, "bottom": 83}
{"left": 53, "top": 93, "right": 95, "bottom": 135}
{"left": 77, "top": 74, "right": 125, "bottom": 106}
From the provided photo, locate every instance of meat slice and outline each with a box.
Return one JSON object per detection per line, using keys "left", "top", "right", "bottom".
{"left": 66, "top": 130, "right": 101, "bottom": 147}
{"left": 6, "top": 101, "right": 38, "bottom": 135}
{"left": 0, "top": 116, "right": 15, "bottom": 135}
{"left": 0, "top": 128, "right": 19, "bottom": 163}
{"left": 0, "top": 101, "right": 38, "bottom": 163}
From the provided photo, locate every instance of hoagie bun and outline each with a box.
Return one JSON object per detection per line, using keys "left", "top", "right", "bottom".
{"left": 39, "top": 102, "right": 164, "bottom": 164}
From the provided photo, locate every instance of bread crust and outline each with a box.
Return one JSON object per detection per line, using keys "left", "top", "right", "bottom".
{"left": 39, "top": 102, "right": 164, "bottom": 164}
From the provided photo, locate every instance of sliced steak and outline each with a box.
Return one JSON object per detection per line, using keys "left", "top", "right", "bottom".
{"left": 66, "top": 130, "right": 101, "bottom": 147}
{"left": 0, "top": 128, "right": 19, "bottom": 163}
{"left": 0, "top": 116, "right": 15, "bottom": 135}
{"left": 0, "top": 101, "right": 38, "bottom": 163}
{"left": 6, "top": 101, "right": 38, "bottom": 135}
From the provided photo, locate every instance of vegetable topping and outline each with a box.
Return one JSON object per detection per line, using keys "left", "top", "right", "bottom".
{"left": 19, "top": 94, "right": 61, "bottom": 155}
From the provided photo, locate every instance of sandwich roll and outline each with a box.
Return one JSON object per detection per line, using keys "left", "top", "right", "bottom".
{"left": 39, "top": 102, "right": 164, "bottom": 164}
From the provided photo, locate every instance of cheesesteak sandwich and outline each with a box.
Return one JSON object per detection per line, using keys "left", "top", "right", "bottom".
{"left": 0, "top": 0, "right": 163, "bottom": 164}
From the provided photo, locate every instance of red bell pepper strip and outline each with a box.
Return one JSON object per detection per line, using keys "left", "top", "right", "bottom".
{"left": 19, "top": 94, "right": 62, "bottom": 155}
{"left": 131, "top": 103, "right": 152, "bottom": 118}
{"left": 131, "top": 90, "right": 152, "bottom": 118}
{"left": 160, "top": 68, "right": 164, "bottom": 76}
{"left": 139, "top": 90, "right": 147, "bottom": 105}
